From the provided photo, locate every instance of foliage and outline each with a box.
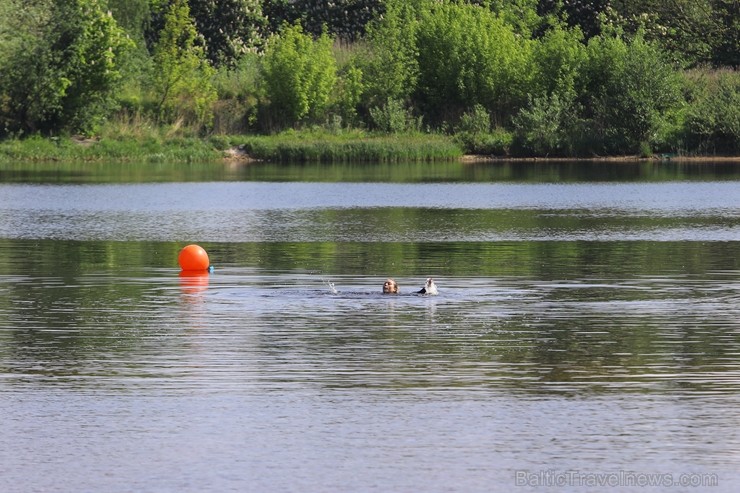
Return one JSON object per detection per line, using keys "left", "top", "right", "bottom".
{"left": 414, "top": 1, "right": 532, "bottom": 125}
{"left": 106, "top": 0, "right": 154, "bottom": 87}
{"left": 188, "top": 0, "right": 266, "bottom": 67}
{"left": 360, "top": 0, "right": 420, "bottom": 109}
{"left": 211, "top": 53, "right": 262, "bottom": 133}
{"left": 368, "top": 99, "right": 422, "bottom": 133}
{"left": 530, "top": 23, "right": 586, "bottom": 99}
{"left": 539, "top": 0, "right": 737, "bottom": 68}
{"left": 598, "top": 0, "right": 738, "bottom": 69}
{"left": 513, "top": 92, "right": 582, "bottom": 156}
{"left": 578, "top": 33, "right": 683, "bottom": 154}
{"left": 259, "top": 24, "right": 337, "bottom": 129}
{"left": 683, "top": 70, "right": 740, "bottom": 154}
{"left": 1, "top": 0, "right": 736, "bottom": 157}
{"left": 537, "top": 0, "right": 609, "bottom": 39}
{"left": 0, "top": 134, "right": 221, "bottom": 163}
{"left": 484, "top": 0, "right": 543, "bottom": 37}
{"left": 150, "top": 0, "right": 217, "bottom": 128}
{"left": 708, "top": 0, "right": 739, "bottom": 68}
{"left": 454, "top": 105, "right": 513, "bottom": 155}
{"left": 212, "top": 52, "right": 262, "bottom": 101}
{"left": 515, "top": 23, "right": 586, "bottom": 156}
{"left": 0, "top": 0, "right": 131, "bottom": 136}
{"left": 262, "top": 0, "right": 384, "bottom": 41}
{"left": 457, "top": 105, "right": 492, "bottom": 136}
{"left": 332, "top": 64, "right": 365, "bottom": 127}
{"left": 107, "top": 0, "right": 151, "bottom": 39}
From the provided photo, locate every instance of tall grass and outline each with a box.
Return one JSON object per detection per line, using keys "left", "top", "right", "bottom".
{"left": 0, "top": 132, "right": 220, "bottom": 163}
{"left": 226, "top": 130, "right": 463, "bottom": 163}
{"left": 0, "top": 125, "right": 463, "bottom": 164}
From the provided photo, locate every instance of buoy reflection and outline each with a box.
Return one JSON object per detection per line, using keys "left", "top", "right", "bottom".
{"left": 179, "top": 270, "right": 209, "bottom": 295}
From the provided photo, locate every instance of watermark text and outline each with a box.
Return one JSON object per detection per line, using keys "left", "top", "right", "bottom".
{"left": 515, "top": 470, "right": 718, "bottom": 488}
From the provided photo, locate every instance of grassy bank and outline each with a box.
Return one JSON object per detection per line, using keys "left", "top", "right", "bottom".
{"left": 219, "top": 130, "right": 463, "bottom": 163}
{"left": 2, "top": 131, "right": 737, "bottom": 166}
{"left": 0, "top": 131, "right": 464, "bottom": 164}
{"left": 0, "top": 134, "right": 220, "bottom": 163}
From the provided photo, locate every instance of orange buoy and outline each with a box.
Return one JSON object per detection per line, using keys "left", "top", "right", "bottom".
{"left": 178, "top": 244, "right": 210, "bottom": 271}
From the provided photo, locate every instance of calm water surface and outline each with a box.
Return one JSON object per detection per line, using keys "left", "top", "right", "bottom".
{"left": 1, "top": 160, "right": 739, "bottom": 492}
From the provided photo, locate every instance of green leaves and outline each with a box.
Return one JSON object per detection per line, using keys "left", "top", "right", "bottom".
{"left": 0, "top": 0, "right": 131, "bottom": 136}
{"left": 513, "top": 92, "right": 580, "bottom": 156}
{"left": 151, "top": 0, "right": 217, "bottom": 127}
{"left": 684, "top": 71, "right": 740, "bottom": 153}
{"left": 188, "top": 0, "right": 266, "bottom": 67}
{"left": 580, "top": 33, "right": 683, "bottom": 153}
{"left": 260, "top": 24, "right": 337, "bottom": 128}
{"left": 361, "top": 0, "right": 419, "bottom": 108}
{"left": 414, "top": 1, "right": 532, "bottom": 124}
{"left": 263, "top": 0, "right": 384, "bottom": 41}
{"left": 530, "top": 23, "right": 586, "bottom": 100}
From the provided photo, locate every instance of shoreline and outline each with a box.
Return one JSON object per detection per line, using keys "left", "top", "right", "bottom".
{"left": 460, "top": 154, "right": 740, "bottom": 163}
{"left": 224, "top": 146, "right": 740, "bottom": 165}
{"left": 1, "top": 134, "right": 738, "bottom": 165}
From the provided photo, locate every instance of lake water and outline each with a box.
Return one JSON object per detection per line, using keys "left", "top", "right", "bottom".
{"left": 1, "top": 159, "right": 739, "bottom": 492}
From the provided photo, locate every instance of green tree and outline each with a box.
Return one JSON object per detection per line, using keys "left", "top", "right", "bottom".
{"left": 708, "top": 0, "right": 739, "bottom": 67}
{"left": 530, "top": 22, "right": 587, "bottom": 99}
{"left": 260, "top": 24, "right": 337, "bottom": 128}
{"left": 107, "top": 0, "right": 151, "bottom": 38}
{"left": 580, "top": 33, "right": 682, "bottom": 154}
{"left": 414, "top": 1, "right": 532, "bottom": 125}
{"left": 360, "top": 0, "right": 420, "bottom": 109}
{"left": 483, "top": 0, "right": 543, "bottom": 37}
{"left": 511, "top": 21, "right": 587, "bottom": 156}
{"left": 151, "top": 0, "right": 217, "bottom": 127}
{"left": 106, "top": 0, "right": 154, "bottom": 98}
{"left": 537, "top": 0, "right": 610, "bottom": 39}
{"left": 262, "top": 0, "right": 384, "bottom": 41}
{"left": 513, "top": 92, "right": 582, "bottom": 156}
{"left": 538, "top": 0, "right": 737, "bottom": 67}
{"left": 684, "top": 71, "right": 740, "bottom": 153}
{"left": 0, "top": 0, "right": 131, "bottom": 136}
{"left": 188, "top": 0, "right": 266, "bottom": 67}
{"left": 333, "top": 64, "right": 364, "bottom": 126}
{"left": 601, "top": 0, "right": 737, "bottom": 68}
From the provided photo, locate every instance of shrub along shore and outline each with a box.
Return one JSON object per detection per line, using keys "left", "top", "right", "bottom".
{"left": 0, "top": 132, "right": 463, "bottom": 164}
{"left": 1, "top": 131, "right": 737, "bottom": 165}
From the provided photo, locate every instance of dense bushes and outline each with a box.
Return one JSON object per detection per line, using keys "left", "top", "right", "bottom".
{"left": 359, "top": 1, "right": 419, "bottom": 110}
{"left": 259, "top": 25, "right": 336, "bottom": 129}
{"left": 0, "top": 0, "right": 737, "bottom": 156}
{"left": 263, "top": 0, "right": 384, "bottom": 42}
{"left": 578, "top": 33, "right": 683, "bottom": 155}
{"left": 151, "top": 0, "right": 217, "bottom": 126}
{"left": 415, "top": 2, "right": 531, "bottom": 125}
{"left": 683, "top": 71, "right": 740, "bottom": 154}
{"left": 0, "top": 0, "right": 130, "bottom": 136}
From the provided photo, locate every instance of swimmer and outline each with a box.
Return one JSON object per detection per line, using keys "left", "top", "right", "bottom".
{"left": 383, "top": 278, "right": 399, "bottom": 294}
{"left": 417, "top": 278, "right": 438, "bottom": 295}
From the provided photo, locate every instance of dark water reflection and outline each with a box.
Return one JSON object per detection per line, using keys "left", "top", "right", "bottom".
{"left": 2, "top": 158, "right": 740, "bottom": 183}
{"left": 1, "top": 160, "right": 739, "bottom": 492}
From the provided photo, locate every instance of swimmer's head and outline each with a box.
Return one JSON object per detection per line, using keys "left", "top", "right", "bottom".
{"left": 383, "top": 278, "right": 399, "bottom": 294}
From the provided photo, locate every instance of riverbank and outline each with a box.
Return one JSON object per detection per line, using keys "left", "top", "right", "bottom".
{"left": 1, "top": 133, "right": 738, "bottom": 165}
{"left": 460, "top": 154, "right": 740, "bottom": 163}
{"left": 0, "top": 132, "right": 463, "bottom": 164}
